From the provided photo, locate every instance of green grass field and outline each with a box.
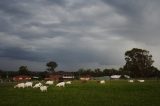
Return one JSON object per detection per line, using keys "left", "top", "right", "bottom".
{"left": 0, "top": 80, "right": 160, "bottom": 106}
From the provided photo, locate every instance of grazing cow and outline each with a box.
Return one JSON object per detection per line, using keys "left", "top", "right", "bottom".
{"left": 14, "top": 83, "right": 25, "bottom": 88}
{"left": 124, "top": 75, "right": 130, "bottom": 79}
{"left": 128, "top": 80, "right": 134, "bottom": 83}
{"left": 40, "top": 86, "right": 48, "bottom": 92}
{"left": 100, "top": 80, "right": 105, "bottom": 84}
{"left": 137, "top": 80, "right": 145, "bottom": 82}
{"left": 65, "top": 81, "right": 71, "bottom": 84}
{"left": 80, "top": 78, "right": 90, "bottom": 81}
{"left": 25, "top": 82, "right": 33, "bottom": 87}
{"left": 56, "top": 82, "right": 65, "bottom": 87}
{"left": 46, "top": 81, "right": 54, "bottom": 85}
{"left": 33, "top": 82, "right": 42, "bottom": 88}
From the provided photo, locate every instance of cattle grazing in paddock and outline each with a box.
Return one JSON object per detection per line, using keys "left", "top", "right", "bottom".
{"left": 100, "top": 80, "right": 105, "bottom": 84}
{"left": 40, "top": 86, "right": 48, "bottom": 92}
{"left": 25, "top": 82, "right": 33, "bottom": 87}
{"left": 14, "top": 83, "right": 25, "bottom": 88}
{"left": 124, "top": 75, "right": 130, "bottom": 79}
{"left": 137, "top": 80, "right": 145, "bottom": 82}
{"left": 33, "top": 82, "right": 42, "bottom": 88}
{"left": 56, "top": 82, "right": 65, "bottom": 87}
{"left": 128, "top": 80, "right": 134, "bottom": 83}
{"left": 65, "top": 81, "right": 71, "bottom": 84}
{"left": 45, "top": 81, "right": 54, "bottom": 85}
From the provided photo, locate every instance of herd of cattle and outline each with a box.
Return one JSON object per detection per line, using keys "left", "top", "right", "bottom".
{"left": 14, "top": 81, "right": 71, "bottom": 92}
{"left": 14, "top": 79, "right": 145, "bottom": 92}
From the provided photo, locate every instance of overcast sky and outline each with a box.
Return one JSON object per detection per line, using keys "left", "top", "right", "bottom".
{"left": 0, "top": 0, "right": 160, "bottom": 71}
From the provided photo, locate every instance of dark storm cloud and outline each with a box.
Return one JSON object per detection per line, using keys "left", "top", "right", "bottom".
{"left": 102, "top": 0, "right": 160, "bottom": 45}
{"left": 0, "top": 0, "right": 29, "bottom": 16}
{"left": 0, "top": 47, "right": 46, "bottom": 62}
{"left": 102, "top": 0, "right": 145, "bottom": 19}
{"left": 0, "top": 0, "right": 160, "bottom": 71}
{"left": 46, "top": 0, "right": 66, "bottom": 5}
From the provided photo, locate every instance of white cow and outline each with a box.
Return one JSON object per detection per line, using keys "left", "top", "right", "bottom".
{"left": 80, "top": 78, "right": 90, "bottom": 81}
{"left": 46, "top": 81, "right": 54, "bottom": 85}
{"left": 128, "top": 80, "right": 134, "bottom": 83}
{"left": 25, "top": 82, "right": 33, "bottom": 87}
{"left": 65, "top": 81, "right": 71, "bottom": 84}
{"left": 40, "top": 86, "right": 48, "bottom": 92}
{"left": 137, "top": 80, "right": 145, "bottom": 82}
{"left": 33, "top": 82, "right": 42, "bottom": 88}
{"left": 14, "top": 83, "right": 25, "bottom": 88}
{"left": 124, "top": 75, "right": 130, "bottom": 79}
{"left": 100, "top": 80, "right": 105, "bottom": 84}
{"left": 56, "top": 82, "right": 65, "bottom": 87}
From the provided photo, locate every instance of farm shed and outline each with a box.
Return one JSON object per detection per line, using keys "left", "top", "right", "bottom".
{"left": 93, "top": 76, "right": 110, "bottom": 80}
{"left": 62, "top": 72, "right": 75, "bottom": 80}
{"left": 45, "top": 71, "right": 75, "bottom": 81}
{"left": 80, "top": 75, "right": 91, "bottom": 81}
{"left": 110, "top": 75, "right": 121, "bottom": 79}
{"left": 44, "top": 74, "right": 62, "bottom": 81}
{"left": 13, "top": 75, "right": 31, "bottom": 81}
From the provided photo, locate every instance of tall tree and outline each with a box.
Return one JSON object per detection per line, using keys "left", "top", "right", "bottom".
{"left": 124, "top": 48, "right": 154, "bottom": 78}
{"left": 46, "top": 61, "right": 58, "bottom": 73}
{"left": 18, "top": 66, "right": 29, "bottom": 75}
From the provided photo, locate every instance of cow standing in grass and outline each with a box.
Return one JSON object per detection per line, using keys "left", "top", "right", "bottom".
{"left": 45, "top": 81, "right": 54, "bottom": 85}
{"left": 100, "top": 80, "right": 105, "bottom": 84}
{"left": 25, "top": 82, "right": 33, "bottom": 87}
{"left": 33, "top": 82, "right": 42, "bottom": 88}
{"left": 14, "top": 83, "right": 25, "bottom": 88}
{"left": 56, "top": 82, "right": 65, "bottom": 87}
{"left": 65, "top": 81, "right": 71, "bottom": 84}
{"left": 40, "top": 86, "right": 48, "bottom": 92}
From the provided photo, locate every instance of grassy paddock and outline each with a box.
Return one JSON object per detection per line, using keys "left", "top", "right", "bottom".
{"left": 0, "top": 80, "right": 160, "bottom": 106}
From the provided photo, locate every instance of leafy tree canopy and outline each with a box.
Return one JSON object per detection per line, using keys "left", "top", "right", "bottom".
{"left": 18, "top": 66, "right": 29, "bottom": 75}
{"left": 124, "top": 48, "right": 155, "bottom": 77}
{"left": 46, "top": 61, "right": 58, "bottom": 73}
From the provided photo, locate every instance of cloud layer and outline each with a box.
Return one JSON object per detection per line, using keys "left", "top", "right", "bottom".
{"left": 0, "top": 0, "right": 160, "bottom": 71}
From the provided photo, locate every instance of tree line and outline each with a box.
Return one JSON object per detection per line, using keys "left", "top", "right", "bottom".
{"left": 0, "top": 48, "right": 160, "bottom": 79}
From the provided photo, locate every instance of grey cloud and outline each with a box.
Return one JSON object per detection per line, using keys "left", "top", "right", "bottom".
{"left": 0, "top": 0, "right": 160, "bottom": 71}
{"left": 102, "top": 0, "right": 145, "bottom": 20}
{"left": 0, "top": 0, "right": 32, "bottom": 19}
{"left": 102, "top": 0, "right": 160, "bottom": 45}
{"left": 0, "top": 47, "right": 46, "bottom": 62}
{"left": 46, "top": 0, "right": 66, "bottom": 6}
